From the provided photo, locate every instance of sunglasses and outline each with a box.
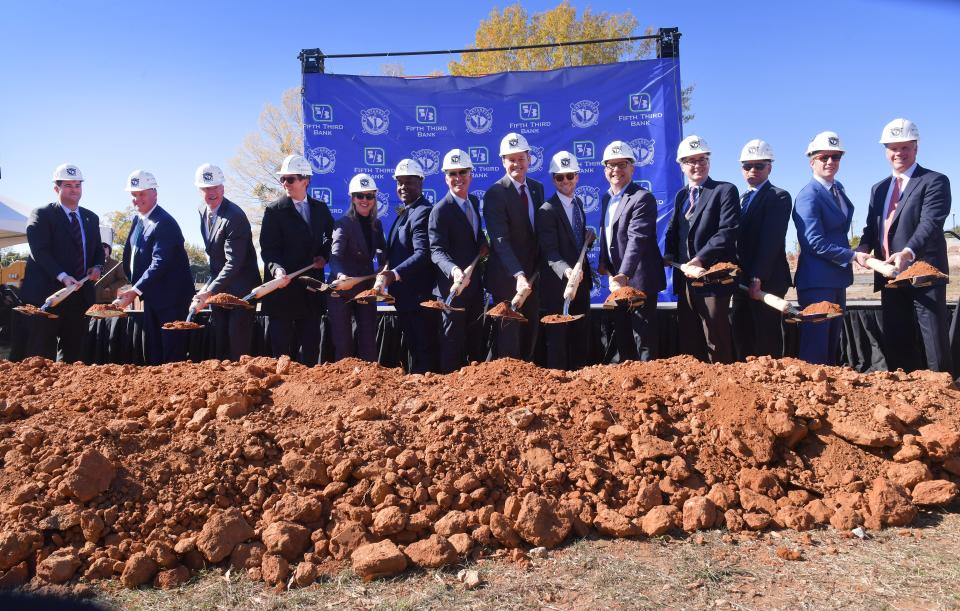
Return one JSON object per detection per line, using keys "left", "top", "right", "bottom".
{"left": 741, "top": 162, "right": 768, "bottom": 171}
{"left": 446, "top": 169, "right": 470, "bottom": 177}
{"left": 604, "top": 161, "right": 632, "bottom": 170}
{"left": 815, "top": 153, "right": 843, "bottom": 163}
{"left": 279, "top": 175, "right": 303, "bottom": 184}
{"left": 553, "top": 173, "right": 578, "bottom": 182}
{"left": 353, "top": 193, "right": 376, "bottom": 201}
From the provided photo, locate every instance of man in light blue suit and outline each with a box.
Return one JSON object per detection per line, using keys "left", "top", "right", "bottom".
{"left": 792, "top": 131, "right": 856, "bottom": 365}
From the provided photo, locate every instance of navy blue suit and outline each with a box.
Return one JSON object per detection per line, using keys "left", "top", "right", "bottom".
{"left": 857, "top": 165, "right": 952, "bottom": 372}
{"left": 385, "top": 195, "right": 436, "bottom": 373}
{"left": 731, "top": 182, "right": 792, "bottom": 359}
{"left": 122, "top": 204, "right": 195, "bottom": 365}
{"left": 429, "top": 192, "right": 488, "bottom": 373}
{"left": 793, "top": 178, "right": 855, "bottom": 365}
{"left": 665, "top": 177, "right": 740, "bottom": 364}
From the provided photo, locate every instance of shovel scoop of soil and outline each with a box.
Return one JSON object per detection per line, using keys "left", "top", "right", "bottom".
{"left": 85, "top": 303, "right": 127, "bottom": 318}
{"left": 161, "top": 320, "right": 203, "bottom": 330}
{"left": 206, "top": 293, "right": 254, "bottom": 309}
{"left": 800, "top": 301, "right": 842, "bottom": 316}
{"left": 487, "top": 301, "right": 527, "bottom": 321}
{"left": 14, "top": 304, "right": 58, "bottom": 319}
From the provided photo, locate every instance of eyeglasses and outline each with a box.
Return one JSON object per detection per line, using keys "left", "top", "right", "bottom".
{"left": 604, "top": 161, "right": 632, "bottom": 170}
{"left": 353, "top": 193, "right": 376, "bottom": 201}
{"left": 741, "top": 162, "right": 768, "bottom": 171}
{"left": 553, "top": 173, "right": 578, "bottom": 182}
{"left": 445, "top": 169, "right": 470, "bottom": 177}
{"left": 814, "top": 153, "right": 843, "bottom": 163}
{"left": 279, "top": 175, "right": 302, "bottom": 184}
{"left": 681, "top": 158, "right": 709, "bottom": 167}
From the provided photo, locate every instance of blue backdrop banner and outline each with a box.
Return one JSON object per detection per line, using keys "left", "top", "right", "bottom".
{"left": 302, "top": 58, "right": 684, "bottom": 303}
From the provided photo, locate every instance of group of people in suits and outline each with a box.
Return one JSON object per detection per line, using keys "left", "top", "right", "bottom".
{"left": 15, "top": 117, "right": 952, "bottom": 375}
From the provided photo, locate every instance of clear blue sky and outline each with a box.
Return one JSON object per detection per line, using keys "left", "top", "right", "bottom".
{"left": 1, "top": 0, "right": 958, "bottom": 249}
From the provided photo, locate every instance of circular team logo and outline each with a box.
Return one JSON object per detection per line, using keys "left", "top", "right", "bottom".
{"left": 130, "top": 177, "right": 140, "bottom": 187}
{"left": 630, "top": 137, "right": 656, "bottom": 168}
{"left": 306, "top": 146, "right": 336, "bottom": 175}
{"left": 529, "top": 146, "right": 545, "bottom": 172}
{"left": 202, "top": 171, "right": 213, "bottom": 181}
{"left": 66, "top": 167, "right": 78, "bottom": 177}
{"left": 375, "top": 192, "right": 389, "bottom": 217}
{"left": 464, "top": 106, "right": 494, "bottom": 134}
{"left": 828, "top": 136, "right": 839, "bottom": 147}
{"left": 576, "top": 186, "right": 601, "bottom": 213}
{"left": 360, "top": 108, "right": 390, "bottom": 135}
{"left": 411, "top": 149, "right": 441, "bottom": 176}
{"left": 570, "top": 100, "right": 600, "bottom": 128}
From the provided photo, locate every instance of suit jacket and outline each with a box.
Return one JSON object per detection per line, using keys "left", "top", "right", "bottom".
{"left": 737, "top": 182, "right": 793, "bottom": 295}
{"left": 385, "top": 196, "right": 433, "bottom": 312}
{"left": 329, "top": 214, "right": 386, "bottom": 300}
{"left": 200, "top": 198, "right": 261, "bottom": 296}
{"left": 792, "top": 179, "right": 855, "bottom": 290}
{"left": 259, "top": 194, "right": 334, "bottom": 318}
{"left": 665, "top": 177, "right": 740, "bottom": 268}
{"left": 858, "top": 165, "right": 951, "bottom": 290}
{"left": 537, "top": 193, "right": 595, "bottom": 313}
{"left": 598, "top": 182, "right": 666, "bottom": 297}
{"left": 122, "top": 205, "right": 195, "bottom": 309}
{"left": 429, "top": 192, "right": 488, "bottom": 302}
{"left": 482, "top": 175, "right": 545, "bottom": 301}
{"left": 21, "top": 203, "right": 105, "bottom": 306}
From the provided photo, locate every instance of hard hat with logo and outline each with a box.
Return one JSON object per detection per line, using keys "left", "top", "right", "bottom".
{"left": 393, "top": 158, "right": 425, "bottom": 179}
{"left": 879, "top": 118, "right": 919, "bottom": 144}
{"left": 275, "top": 154, "right": 313, "bottom": 176}
{"left": 549, "top": 151, "right": 581, "bottom": 174}
{"left": 602, "top": 141, "right": 635, "bottom": 163}
{"left": 739, "top": 139, "right": 775, "bottom": 162}
{"left": 499, "top": 132, "right": 530, "bottom": 156}
{"left": 52, "top": 164, "right": 83, "bottom": 182}
{"left": 676, "top": 135, "right": 711, "bottom": 162}
{"left": 805, "top": 131, "right": 845, "bottom": 156}
{"left": 442, "top": 149, "right": 473, "bottom": 171}
{"left": 194, "top": 163, "right": 225, "bottom": 187}
{"left": 348, "top": 173, "right": 377, "bottom": 194}
{"left": 125, "top": 170, "right": 158, "bottom": 192}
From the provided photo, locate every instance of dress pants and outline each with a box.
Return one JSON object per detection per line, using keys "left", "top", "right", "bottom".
{"left": 881, "top": 284, "right": 952, "bottom": 373}
{"left": 11, "top": 291, "right": 88, "bottom": 363}
{"left": 731, "top": 291, "right": 785, "bottom": 359}
{"left": 268, "top": 313, "right": 321, "bottom": 366}
{"left": 327, "top": 295, "right": 377, "bottom": 362}
{"left": 397, "top": 307, "right": 438, "bottom": 374}
{"left": 797, "top": 287, "right": 845, "bottom": 366}
{"left": 438, "top": 295, "right": 485, "bottom": 373}
{"left": 210, "top": 306, "right": 255, "bottom": 361}
{"left": 145, "top": 299, "right": 190, "bottom": 365}
{"left": 677, "top": 279, "right": 733, "bottom": 364}
{"left": 492, "top": 289, "right": 539, "bottom": 361}
{"left": 607, "top": 294, "right": 659, "bottom": 363}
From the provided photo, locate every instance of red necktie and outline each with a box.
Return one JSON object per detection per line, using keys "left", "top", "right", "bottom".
{"left": 519, "top": 184, "right": 531, "bottom": 226}
{"left": 883, "top": 176, "right": 902, "bottom": 257}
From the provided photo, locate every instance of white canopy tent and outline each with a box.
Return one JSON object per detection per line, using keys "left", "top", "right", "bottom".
{"left": 0, "top": 195, "right": 29, "bottom": 248}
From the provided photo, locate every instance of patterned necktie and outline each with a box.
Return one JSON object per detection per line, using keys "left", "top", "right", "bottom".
{"left": 684, "top": 186, "right": 699, "bottom": 220}
{"left": 830, "top": 184, "right": 844, "bottom": 211}
{"left": 883, "top": 176, "right": 903, "bottom": 257}
{"left": 740, "top": 190, "right": 754, "bottom": 214}
{"left": 519, "top": 184, "right": 532, "bottom": 227}
{"left": 69, "top": 211, "right": 85, "bottom": 279}
{"left": 206, "top": 211, "right": 216, "bottom": 239}
{"left": 572, "top": 198, "right": 585, "bottom": 251}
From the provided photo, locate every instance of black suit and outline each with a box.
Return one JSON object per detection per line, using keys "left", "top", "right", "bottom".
{"left": 259, "top": 194, "right": 334, "bottom": 365}
{"left": 430, "top": 192, "right": 489, "bottom": 373}
{"left": 16, "top": 202, "right": 104, "bottom": 362}
{"left": 386, "top": 196, "right": 436, "bottom": 373}
{"left": 731, "top": 181, "right": 792, "bottom": 359}
{"left": 200, "top": 198, "right": 261, "bottom": 360}
{"left": 537, "top": 193, "right": 591, "bottom": 370}
{"left": 665, "top": 177, "right": 740, "bottom": 364}
{"left": 483, "top": 175, "right": 544, "bottom": 360}
{"left": 858, "top": 164, "right": 952, "bottom": 372}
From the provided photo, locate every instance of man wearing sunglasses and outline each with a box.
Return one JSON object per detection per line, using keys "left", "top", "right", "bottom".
{"left": 598, "top": 141, "right": 665, "bottom": 362}
{"left": 665, "top": 136, "right": 739, "bottom": 364}
{"left": 792, "top": 132, "right": 855, "bottom": 365}
{"left": 731, "top": 140, "right": 792, "bottom": 359}
{"left": 536, "top": 151, "right": 594, "bottom": 369}
{"left": 429, "top": 149, "right": 489, "bottom": 373}
{"left": 854, "top": 119, "right": 952, "bottom": 373}
{"left": 483, "top": 132, "right": 545, "bottom": 361}
{"left": 259, "top": 154, "right": 334, "bottom": 365}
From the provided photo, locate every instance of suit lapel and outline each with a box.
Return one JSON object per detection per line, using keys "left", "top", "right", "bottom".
{"left": 503, "top": 176, "right": 533, "bottom": 233}
{"left": 890, "top": 167, "right": 922, "bottom": 228}
{"left": 349, "top": 216, "right": 371, "bottom": 259}
{"left": 689, "top": 182, "right": 711, "bottom": 227}
{"left": 553, "top": 195, "right": 577, "bottom": 246}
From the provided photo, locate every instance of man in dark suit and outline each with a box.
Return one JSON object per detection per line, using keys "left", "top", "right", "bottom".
{"left": 192, "top": 164, "right": 261, "bottom": 361}
{"left": 483, "top": 132, "right": 545, "bottom": 360}
{"left": 537, "top": 151, "right": 594, "bottom": 369}
{"left": 665, "top": 135, "right": 740, "bottom": 364}
{"left": 16, "top": 164, "right": 105, "bottom": 362}
{"left": 854, "top": 119, "right": 952, "bottom": 373}
{"left": 731, "top": 139, "right": 792, "bottom": 359}
{"left": 259, "top": 154, "right": 334, "bottom": 365}
{"left": 430, "top": 149, "right": 489, "bottom": 373}
{"left": 114, "top": 170, "right": 195, "bottom": 365}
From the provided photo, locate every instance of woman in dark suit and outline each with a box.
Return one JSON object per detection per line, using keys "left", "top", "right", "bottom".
{"left": 328, "top": 173, "right": 386, "bottom": 362}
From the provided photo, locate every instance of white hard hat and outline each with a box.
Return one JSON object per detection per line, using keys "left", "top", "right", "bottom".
{"left": 52, "top": 164, "right": 83, "bottom": 182}
{"left": 125, "top": 169, "right": 158, "bottom": 192}
{"left": 194, "top": 163, "right": 225, "bottom": 187}
{"left": 879, "top": 118, "right": 919, "bottom": 144}
{"left": 676, "top": 135, "right": 711, "bottom": 162}
{"left": 99, "top": 225, "right": 114, "bottom": 245}
{"left": 602, "top": 140, "right": 635, "bottom": 163}
{"left": 739, "top": 139, "right": 775, "bottom": 162}
{"left": 393, "top": 158, "right": 425, "bottom": 179}
{"left": 442, "top": 149, "right": 473, "bottom": 171}
{"left": 806, "top": 131, "right": 845, "bottom": 156}
{"left": 549, "top": 151, "right": 581, "bottom": 174}
{"left": 275, "top": 154, "right": 313, "bottom": 177}
{"left": 499, "top": 132, "right": 530, "bottom": 156}
{"left": 348, "top": 173, "right": 377, "bottom": 194}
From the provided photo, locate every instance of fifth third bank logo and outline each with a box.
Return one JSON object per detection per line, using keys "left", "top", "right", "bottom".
{"left": 629, "top": 92, "right": 651, "bottom": 113}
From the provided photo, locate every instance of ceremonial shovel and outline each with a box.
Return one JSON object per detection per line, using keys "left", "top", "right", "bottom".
{"left": 736, "top": 285, "right": 841, "bottom": 324}
{"left": 422, "top": 251, "right": 484, "bottom": 314}
{"left": 667, "top": 261, "right": 738, "bottom": 286}
{"left": 554, "top": 230, "right": 596, "bottom": 322}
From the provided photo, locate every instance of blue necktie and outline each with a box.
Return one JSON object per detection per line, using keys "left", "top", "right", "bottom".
{"left": 572, "top": 198, "right": 585, "bottom": 251}
{"left": 68, "top": 211, "right": 85, "bottom": 279}
{"left": 740, "top": 190, "right": 754, "bottom": 215}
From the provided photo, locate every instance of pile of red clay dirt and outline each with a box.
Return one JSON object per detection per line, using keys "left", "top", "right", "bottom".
{"left": 603, "top": 287, "right": 646, "bottom": 306}
{"left": 1, "top": 356, "right": 959, "bottom": 591}
{"left": 800, "top": 301, "right": 843, "bottom": 316}
{"left": 206, "top": 294, "right": 253, "bottom": 309}
{"left": 487, "top": 302, "right": 526, "bottom": 320}
{"left": 894, "top": 260, "right": 947, "bottom": 281}
{"left": 160, "top": 321, "right": 203, "bottom": 331}
{"left": 12, "top": 305, "right": 57, "bottom": 320}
